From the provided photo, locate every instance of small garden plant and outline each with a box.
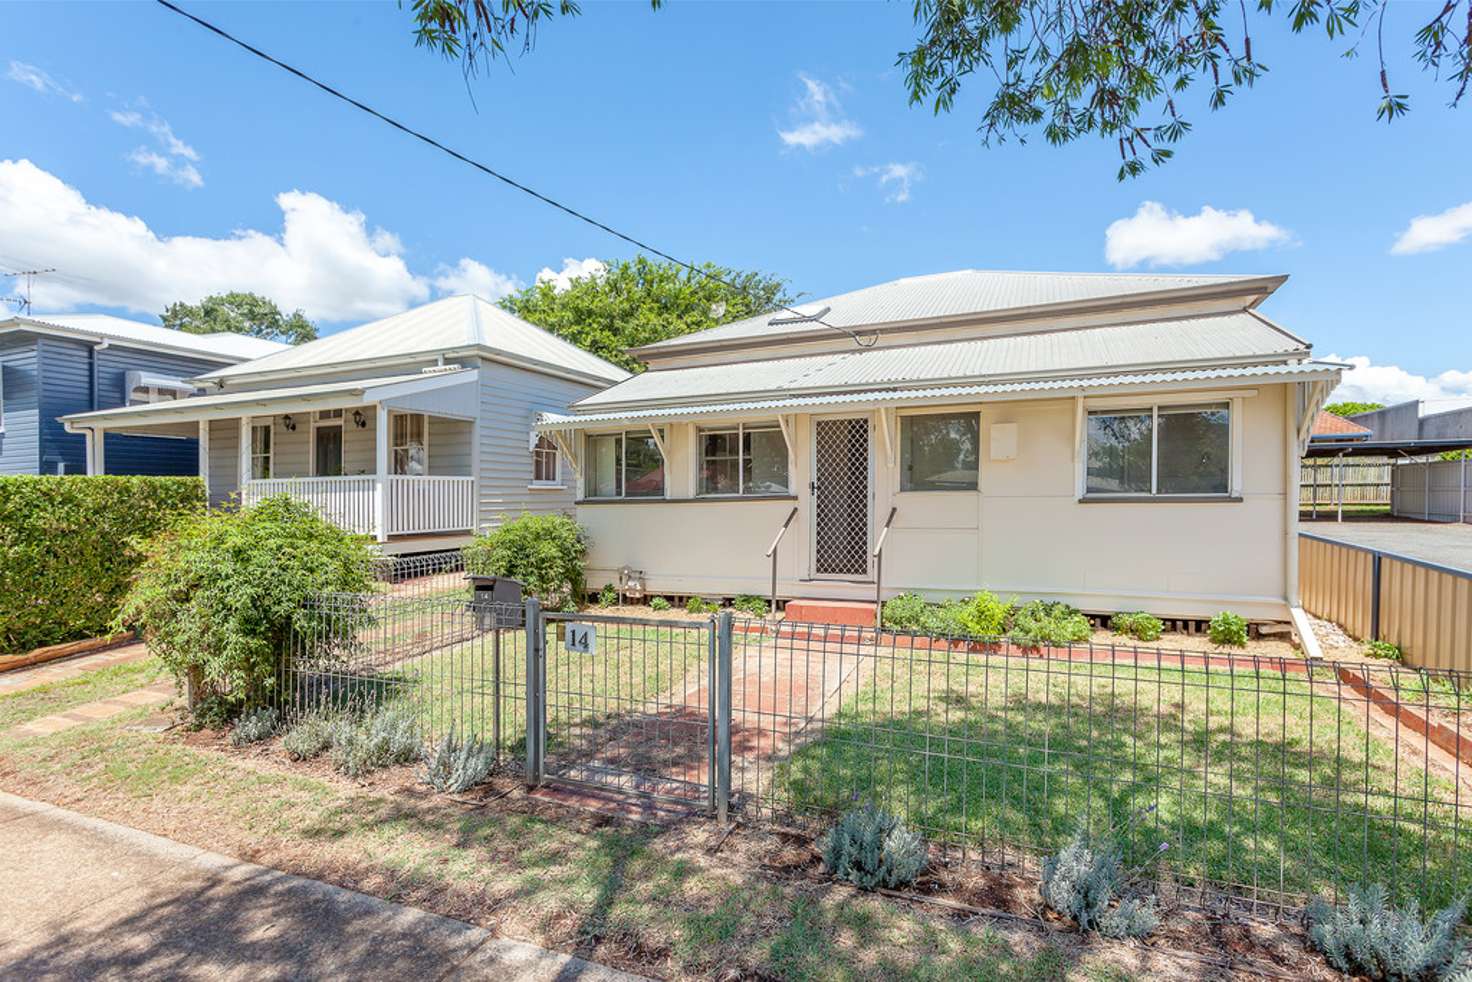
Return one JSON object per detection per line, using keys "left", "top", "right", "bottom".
{"left": 1110, "top": 611, "right": 1163, "bottom": 643}
{"left": 1208, "top": 611, "right": 1249, "bottom": 648}
{"left": 597, "top": 583, "right": 618, "bottom": 608}
{"left": 649, "top": 596, "right": 671, "bottom": 612}
{"left": 281, "top": 712, "right": 339, "bottom": 761}
{"left": 957, "top": 591, "right": 1016, "bottom": 637}
{"left": 819, "top": 804, "right": 928, "bottom": 891}
{"left": 331, "top": 704, "right": 422, "bottom": 779}
{"left": 732, "top": 594, "right": 769, "bottom": 617}
{"left": 420, "top": 731, "right": 496, "bottom": 793}
{"left": 1366, "top": 639, "right": 1403, "bottom": 661}
{"left": 1305, "top": 883, "right": 1470, "bottom": 980}
{"left": 686, "top": 596, "right": 717, "bottom": 614}
{"left": 1009, "top": 601, "right": 1092, "bottom": 647}
{"left": 228, "top": 707, "right": 280, "bottom": 746}
{"left": 1040, "top": 823, "right": 1164, "bottom": 939}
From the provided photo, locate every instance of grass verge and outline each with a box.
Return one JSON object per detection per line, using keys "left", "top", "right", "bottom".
{"left": 0, "top": 656, "right": 166, "bottom": 731}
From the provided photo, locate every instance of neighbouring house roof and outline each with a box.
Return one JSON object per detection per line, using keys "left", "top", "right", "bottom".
{"left": 60, "top": 368, "right": 478, "bottom": 432}
{"left": 1310, "top": 410, "right": 1373, "bottom": 440}
{"left": 632, "top": 269, "right": 1287, "bottom": 356}
{"left": 575, "top": 310, "right": 1309, "bottom": 412}
{"left": 1, "top": 313, "right": 289, "bottom": 362}
{"left": 538, "top": 362, "right": 1343, "bottom": 430}
{"left": 196, "top": 294, "right": 630, "bottom": 386}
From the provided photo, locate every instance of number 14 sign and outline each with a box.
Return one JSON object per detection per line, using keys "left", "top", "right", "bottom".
{"left": 564, "top": 622, "right": 597, "bottom": 654}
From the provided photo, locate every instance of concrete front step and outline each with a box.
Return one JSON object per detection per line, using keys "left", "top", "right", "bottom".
{"left": 784, "top": 598, "right": 879, "bottom": 626}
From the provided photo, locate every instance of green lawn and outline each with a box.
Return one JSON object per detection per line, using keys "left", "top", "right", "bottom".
{"left": 0, "top": 656, "right": 166, "bottom": 731}
{"left": 772, "top": 651, "right": 1472, "bottom": 913}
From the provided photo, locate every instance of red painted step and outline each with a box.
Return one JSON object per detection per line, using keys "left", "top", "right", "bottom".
{"left": 784, "top": 598, "right": 879, "bottom": 627}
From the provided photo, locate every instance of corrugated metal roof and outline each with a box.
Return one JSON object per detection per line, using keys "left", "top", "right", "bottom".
{"left": 61, "top": 368, "right": 475, "bottom": 425}
{"left": 576, "top": 311, "right": 1306, "bottom": 411}
{"left": 638, "top": 269, "right": 1280, "bottom": 352}
{"left": 10, "top": 313, "right": 288, "bottom": 361}
{"left": 539, "top": 363, "right": 1342, "bottom": 429}
{"left": 198, "top": 295, "right": 629, "bottom": 384}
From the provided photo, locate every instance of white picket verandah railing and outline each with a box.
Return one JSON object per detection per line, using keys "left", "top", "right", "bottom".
{"left": 242, "top": 475, "right": 475, "bottom": 538}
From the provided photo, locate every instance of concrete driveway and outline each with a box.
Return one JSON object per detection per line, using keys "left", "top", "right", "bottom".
{"left": 1301, "top": 518, "right": 1472, "bottom": 571}
{"left": 0, "top": 793, "right": 641, "bottom": 981}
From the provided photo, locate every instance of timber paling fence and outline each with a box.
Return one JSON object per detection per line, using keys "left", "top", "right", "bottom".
{"left": 274, "top": 590, "right": 1472, "bottom": 921}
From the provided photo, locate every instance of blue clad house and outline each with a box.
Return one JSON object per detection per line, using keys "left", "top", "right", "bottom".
{"left": 0, "top": 313, "right": 286, "bottom": 476}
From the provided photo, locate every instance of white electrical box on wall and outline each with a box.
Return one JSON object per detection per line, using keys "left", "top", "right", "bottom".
{"left": 990, "top": 422, "right": 1018, "bottom": 461}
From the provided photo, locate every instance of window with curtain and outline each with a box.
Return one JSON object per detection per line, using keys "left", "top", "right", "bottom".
{"left": 531, "top": 434, "right": 560, "bottom": 484}
{"left": 250, "top": 422, "right": 272, "bottom": 480}
{"left": 900, "top": 412, "right": 980, "bottom": 491}
{"left": 699, "top": 423, "right": 788, "bottom": 495}
{"left": 1086, "top": 402, "right": 1230, "bottom": 496}
{"left": 392, "top": 413, "right": 427, "bottom": 476}
{"left": 586, "top": 430, "right": 665, "bottom": 498}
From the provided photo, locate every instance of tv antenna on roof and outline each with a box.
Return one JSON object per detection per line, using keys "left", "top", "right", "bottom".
{"left": 1, "top": 267, "right": 56, "bottom": 315}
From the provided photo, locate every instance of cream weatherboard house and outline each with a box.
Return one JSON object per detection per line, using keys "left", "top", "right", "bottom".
{"left": 60, "top": 295, "right": 628, "bottom": 553}
{"left": 536, "top": 270, "right": 1342, "bottom": 624}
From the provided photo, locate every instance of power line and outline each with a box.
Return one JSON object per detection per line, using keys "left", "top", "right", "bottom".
{"left": 153, "top": 0, "right": 875, "bottom": 349}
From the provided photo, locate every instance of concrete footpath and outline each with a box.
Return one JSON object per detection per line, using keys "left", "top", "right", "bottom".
{"left": 0, "top": 792, "right": 643, "bottom": 981}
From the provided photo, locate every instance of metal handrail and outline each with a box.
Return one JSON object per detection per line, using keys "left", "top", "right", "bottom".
{"left": 872, "top": 506, "right": 898, "bottom": 628}
{"left": 766, "top": 506, "right": 798, "bottom": 618}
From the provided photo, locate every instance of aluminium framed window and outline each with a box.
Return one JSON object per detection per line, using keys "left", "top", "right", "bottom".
{"left": 899, "top": 411, "right": 980, "bottom": 492}
{"left": 585, "top": 430, "right": 665, "bottom": 499}
{"left": 1084, "top": 402, "right": 1231, "bottom": 497}
{"left": 698, "top": 423, "right": 789, "bottom": 496}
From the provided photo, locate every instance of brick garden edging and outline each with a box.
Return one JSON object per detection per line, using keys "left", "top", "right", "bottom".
{"left": 1335, "top": 664, "right": 1472, "bottom": 766}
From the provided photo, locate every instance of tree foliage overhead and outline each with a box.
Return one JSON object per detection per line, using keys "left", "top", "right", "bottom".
{"left": 160, "top": 292, "right": 317, "bottom": 345}
{"left": 498, "top": 256, "right": 795, "bottom": 372}
{"left": 901, "top": 0, "right": 1471, "bottom": 178}
{"left": 1324, "top": 401, "right": 1385, "bottom": 417}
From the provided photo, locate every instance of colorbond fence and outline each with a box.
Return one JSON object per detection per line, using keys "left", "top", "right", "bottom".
{"left": 1299, "top": 532, "right": 1472, "bottom": 672}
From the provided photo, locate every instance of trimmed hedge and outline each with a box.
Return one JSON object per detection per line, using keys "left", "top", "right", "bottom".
{"left": 0, "top": 476, "right": 205, "bottom": 653}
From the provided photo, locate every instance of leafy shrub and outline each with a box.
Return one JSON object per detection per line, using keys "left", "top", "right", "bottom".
{"left": 420, "top": 731, "right": 496, "bottom": 793}
{"left": 281, "top": 712, "right": 340, "bottom": 761}
{"left": 1040, "top": 827, "right": 1160, "bottom": 939}
{"left": 117, "top": 495, "right": 377, "bottom": 716}
{"left": 881, "top": 593, "right": 977, "bottom": 637}
{"left": 686, "top": 596, "right": 716, "bottom": 614}
{"left": 957, "top": 591, "right": 1016, "bottom": 637}
{"left": 229, "top": 707, "right": 280, "bottom": 746}
{"left": 1010, "top": 601, "right": 1092, "bottom": 647}
{"left": 1208, "top": 611, "right": 1249, "bottom": 648}
{"left": 649, "top": 596, "right": 671, "bottom": 612}
{"left": 0, "top": 476, "right": 205, "bottom": 652}
{"left": 331, "top": 704, "right": 422, "bottom": 779}
{"left": 1366, "top": 639, "right": 1403, "bottom": 661}
{"left": 463, "top": 512, "right": 585, "bottom": 607}
{"left": 1111, "top": 611, "right": 1163, "bottom": 643}
{"left": 597, "top": 583, "right": 618, "bottom": 608}
{"left": 820, "top": 804, "right": 928, "bottom": 890}
{"left": 1305, "top": 883, "right": 1470, "bottom": 980}
{"left": 732, "top": 594, "right": 769, "bottom": 617}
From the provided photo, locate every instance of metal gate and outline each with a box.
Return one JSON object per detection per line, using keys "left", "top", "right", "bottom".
{"left": 524, "top": 600, "right": 732, "bottom": 817}
{"left": 812, "top": 416, "right": 871, "bottom": 578}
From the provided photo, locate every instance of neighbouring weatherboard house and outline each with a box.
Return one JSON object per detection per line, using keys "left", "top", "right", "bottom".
{"left": 58, "top": 295, "right": 628, "bottom": 553}
{"left": 0, "top": 313, "right": 286, "bottom": 476}
{"left": 535, "top": 269, "right": 1343, "bottom": 623}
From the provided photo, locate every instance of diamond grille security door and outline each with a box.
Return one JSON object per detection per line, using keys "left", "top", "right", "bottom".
{"left": 813, "top": 417, "right": 871, "bottom": 577}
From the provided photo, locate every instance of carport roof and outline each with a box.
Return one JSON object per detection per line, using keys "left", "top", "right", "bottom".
{"left": 1303, "top": 438, "right": 1472, "bottom": 458}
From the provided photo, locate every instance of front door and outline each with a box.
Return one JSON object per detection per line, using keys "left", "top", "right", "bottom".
{"left": 314, "top": 425, "right": 343, "bottom": 476}
{"left": 811, "top": 416, "right": 871, "bottom": 578}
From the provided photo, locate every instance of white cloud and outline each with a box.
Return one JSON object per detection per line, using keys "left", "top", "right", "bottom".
{"left": 1323, "top": 353, "right": 1472, "bottom": 413}
{"left": 110, "top": 108, "right": 200, "bottom": 161}
{"left": 6, "top": 60, "right": 82, "bottom": 102}
{"left": 1104, "top": 201, "right": 1290, "bottom": 269}
{"left": 535, "top": 257, "right": 606, "bottom": 292}
{"left": 854, "top": 162, "right": 922, "bottom": 203}
{"left": 777, "top": 73, "right": 862, "bottom": 151}
{"left": 1390, "top": 201, "right": 1472, "bottom": 255}
{"left": 433, "top": 257, "right": 521, "bottom": 299}
{"left": 126, "top": 148, "right": 203, "bottom": 190}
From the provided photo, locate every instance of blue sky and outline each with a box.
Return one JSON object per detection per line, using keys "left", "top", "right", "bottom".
{"left": 3, "top": 1, "right": 1470, "bottom": 407}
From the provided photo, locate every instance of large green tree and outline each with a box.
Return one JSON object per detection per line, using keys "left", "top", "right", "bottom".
{"left": 498, "top": 256, "right": 794, "bottom": 372}
{"left": 1324, "top": 401, "right": 1385, "bottom": 417}
{"left": 161, "top": 292, "right": 317, "bottom": 345}
{"left": 406, "top": 0, "right": 1468, "bottom": 178}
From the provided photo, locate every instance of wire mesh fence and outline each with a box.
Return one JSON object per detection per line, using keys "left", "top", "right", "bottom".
{"left": 274, "top": 594, "right": 1472, "bottom": 921}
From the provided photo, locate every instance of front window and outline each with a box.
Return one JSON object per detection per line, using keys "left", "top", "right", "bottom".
{"left": 586, "top": 430, "right": 665, "bottom": 498}
{"left": 699, "top": 423, "right": 789, "bottom": 495}
{"left": 250, "top": 422, "right": 273, "bottom": 480}
{"left": 391, "top": 412, "right": 428, "bottom": 476}
{"left": 1086, "top": 402, "right": 1230, "bottom": 496}
{"left": 531, "top": 434, "right": 560, "bottom": 485}
{"left": 900, "top": 412, "right": 980, "bottom": 491}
